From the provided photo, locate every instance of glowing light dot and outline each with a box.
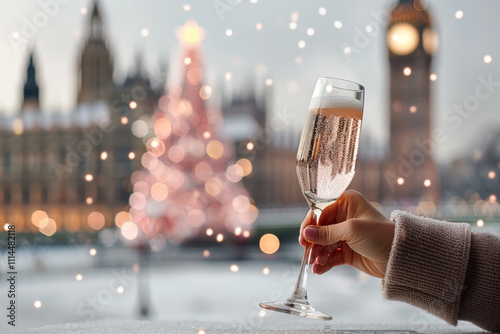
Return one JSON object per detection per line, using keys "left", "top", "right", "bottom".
{"left": 424, "top": 179, "right": 431, "bottom": 187}
{"left": 216, "top": 233, "right": 224, "bottom": 242}
{"left": 307, "top": 28, "right": 315, "bottom": 36}
{"left": 141, "top": 28, "right": 149, "bottom": 37}
{"left": 34, "top": 300, "right": 42, "bottom": 308}
{"left": 259, "top": 310, "right": 266, "bottom": 317}
{"left": 344, "top": 46, "right": 352, "bottom": 54}
{"left": 203, "top": 131, "right": 211, "bottom": 139}
{"left": 4, "top": 224, "right": 10, "bottom": 231}
{"left": 206, "top": 140, "right": 224, "bottom": 159}
{"left": 325, "top": 85, "right": 333, "bottom": 93}
{"left": 397, "top": 177, "right": 404, "bottom": 185}
{"left": 199, "top": 85, "right": 212, "bottom": 100}
{"left": 430, "top": 73, "right": 438, "bottom": 81}
{"left": 259, "top": 233, "right": 280, "bottom": 255}
{"left": 89, "top": 248, "right": 97, "bottom": 256}
{"left": 265, "top": 78, "right": 273, "bottom": 86}
{"left": 488, "top": 171, "right": 496, "bottom": 179}
{"left": 455, "top": 10, "right": 464, "bottom": 19}
{"left": 334, "top": 20, "right": 343, "bottom": 29}
{"left": 291, "top": 12, "right": 299, "bottom": 22}
{"left": 263, "top": 267, "right": 270, "bottom": 275}
{"left": 121, "top": 117, "right": 129, "bottom": 125}
{"left": 85, "top": 174, "right": 93, "bottom": 182}
{"left": 100, "top": 151, "right": 108, "bottom": 160}
{"left": 206, "top": 228, "right": 213, "bottom": 236}
{"left": 225, "top": 72, "right": 232, "bottom": 81}
{"left": 116, "top": 286, "right": 124, "bottom": 294}
{"left": 477, "top": 219, "right": 484, "bottom": 227}
{"left": 246, "top": 142, "right": 254, "bottom": 150}
{"left": 225, "top": 29, "right": 233, "bottom": 37}
{"left": 12, "top": 31, "right": 20, "bottom": 39}
{"left": 484, "top": 55, "right": 492, "bottom": 64}
{"left": 230, "top": 264, "right": 239, "bottom": 272}
{"left": 409, "top": 105, "right": 417, "bottom": 113}
{"left": 403, "top": 67, "right": 412, "bottom": 76}
{"left": 289, "top": 22, "right": 297, "bottom": 30}
{"left": 198, "top": 330, "right": 206, "bottom": 334}
{"left": 366, "top": 25, "right": 373, "bottom": 33}
{"left": 184, "top": 57, "right": 192, "bottom": 65}
{"left": 250, "top": 0, "right": 258, "bottom": 3}
{"left": 129, "top": 101, "right": 137, "bottom": 109}
{"left": 183, "top": 4, "right": 191, "bottom": 11}
{"left": 318, "top": 7, "right": 327, "bottom": 15}
{"left": 235, "top": 227, "right": 242, "bottom": 236}
{"left": 80, "top": 7, "right": 88, "bottom": 15}
{"left": 256, "top": 22, "right": 263, "bottom": 30}
{"left": 489, "top": 194, "right": 497, "bottom": 203}
{"left": 203, "top": 250, "right": 210, "bottom": 258}
{"left": 298, "top": 40, "right": 306, "bottom": 49}
{"left": 76, "top": 274, "right": 83, "bottom": 281}
{"left": 243, "top": 231, "right": 250, "bottom": 238}
{"left": 128, "top": 152, "right": 136, "bottom": 160}
{"left": 86, "top": 197, "right": 93, "bottom": 205}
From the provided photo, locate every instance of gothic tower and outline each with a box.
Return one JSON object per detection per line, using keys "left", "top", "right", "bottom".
{"left": 384, "top": 0, "right": 439, "bottom": 202}
{"left": 77, "top": 0, "right": 113, "bottom": 103}
{"left": 22, "top": 52, "right": 40, "bottom": 109}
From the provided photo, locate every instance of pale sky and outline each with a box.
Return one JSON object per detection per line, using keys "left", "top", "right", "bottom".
{"left": 1, "top": 0, "right": 499, "bottom": 163}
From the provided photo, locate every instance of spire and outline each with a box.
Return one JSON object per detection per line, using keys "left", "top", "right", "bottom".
{"left": 89, "top": 0, "right": 103, "bottom": 40}
{"left": 22, "top": 51, "right": 40, "bottom": 109}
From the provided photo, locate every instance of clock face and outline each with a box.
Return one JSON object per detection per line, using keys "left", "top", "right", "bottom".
{"left": 387, "top": 23, "right": 420, "bottom": 55}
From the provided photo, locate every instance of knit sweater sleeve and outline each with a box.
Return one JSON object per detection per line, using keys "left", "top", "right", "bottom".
{"left": 382, "top": 210, "right": 500, "bottom": 332}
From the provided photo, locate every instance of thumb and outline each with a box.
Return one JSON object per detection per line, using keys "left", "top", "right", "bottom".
{"left": 303, "top": 220, "right": 353, "bottom": 245}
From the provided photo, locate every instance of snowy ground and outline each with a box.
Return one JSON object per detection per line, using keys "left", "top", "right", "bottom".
{"left": 1, "top": 253, "right": 486, "bottom": 333}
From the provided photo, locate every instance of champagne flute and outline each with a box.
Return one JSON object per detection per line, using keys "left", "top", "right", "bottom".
{"left": 259, "top": 77, "right": 364, "bottom": 320}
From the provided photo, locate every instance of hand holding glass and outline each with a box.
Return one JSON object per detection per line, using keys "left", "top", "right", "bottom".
{"left": 260, "top": 77, "right": 364, "bottom": 320}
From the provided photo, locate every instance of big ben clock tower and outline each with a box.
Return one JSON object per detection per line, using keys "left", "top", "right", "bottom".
{"left": 384, "top": 0, "right": 439, "bottom": 202}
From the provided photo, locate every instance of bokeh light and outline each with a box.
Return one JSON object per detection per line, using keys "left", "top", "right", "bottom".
{"left": 259, "top": 233, "right": 280, "bottom": 255}
{"left": 115, "top": 211, "right": 132, "bottom": 228}
{"left": 206, "top": 140, "right": 224, "bottom": 159}
{"left": 88, "top": 212, "right": 105, "bottom": 230}
{"left": 121, "top": 222, "right": 139, "bottom": 240}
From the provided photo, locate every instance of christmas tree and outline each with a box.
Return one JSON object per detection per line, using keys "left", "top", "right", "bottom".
{"left": 128, "top": 21, "right": 257, "bottom": 244}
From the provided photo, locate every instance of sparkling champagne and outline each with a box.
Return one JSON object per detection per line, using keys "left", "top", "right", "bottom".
{"left": 296, "top": 97, "right": 363, "bottom": 207}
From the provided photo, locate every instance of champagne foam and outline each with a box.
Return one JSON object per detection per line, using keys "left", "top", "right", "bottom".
{"left": 309, "top": 97, "right": 363, "bottom": 119}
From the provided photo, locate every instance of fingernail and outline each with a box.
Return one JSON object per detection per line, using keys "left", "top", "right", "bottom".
{"left": 304, "top": 227, "right": 319, "bottom": 239}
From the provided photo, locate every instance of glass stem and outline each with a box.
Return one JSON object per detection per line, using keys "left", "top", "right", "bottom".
{"left": 287, "top": 208, "right": 322, "bottom": 305}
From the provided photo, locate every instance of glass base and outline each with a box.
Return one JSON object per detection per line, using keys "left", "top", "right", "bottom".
{"left": 259, "top": 300, "right": 332, "bottom": 320}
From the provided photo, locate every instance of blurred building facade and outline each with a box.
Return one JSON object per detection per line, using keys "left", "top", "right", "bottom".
{"left": 0, "top": 1, "right": 160, "bottom": 233}
{"left": 221, "top": 86, "right": 304, "bottom": 208}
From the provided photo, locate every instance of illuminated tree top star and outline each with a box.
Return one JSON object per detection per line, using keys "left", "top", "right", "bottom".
{"left": 176, "top": 21, "right": 205, "bottom": 48}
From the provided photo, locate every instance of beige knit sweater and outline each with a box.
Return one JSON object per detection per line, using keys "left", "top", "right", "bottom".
{"left": 383, "top": 211, "right": 500, "bottom": 333}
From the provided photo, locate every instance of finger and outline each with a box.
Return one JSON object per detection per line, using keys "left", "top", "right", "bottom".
{"left": 317, "top": 201, "right": 339, "bottom": 226}
{"left": 312, "top": 250, "right": 344, "bottom": 275}
{"left": 317, "top": 248, "right": 329, "bottom": 266}
{"left": 303, "top": 219, "right": 354, "bottom": 246}
{"left": 299, "top": 211, "right": 314, "bottom": 246}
